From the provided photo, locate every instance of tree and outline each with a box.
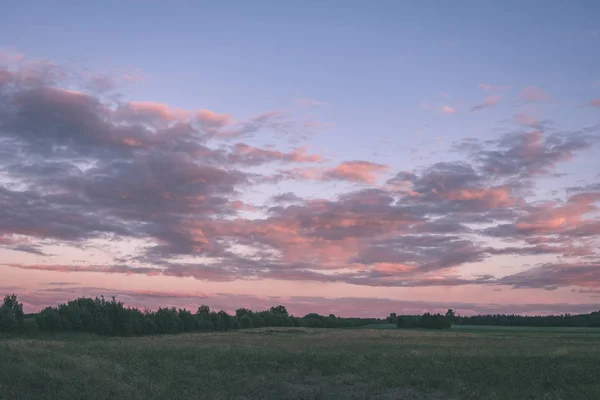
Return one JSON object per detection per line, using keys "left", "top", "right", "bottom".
{"left": 270, "top": 305, "right": 289, "bottom": 316}
{"left": 240, "top": 314, "right": 253, "bottom": 329}
{"left": 0, "top": 294, "right": 25, "bottom": 333}
{"left": 196, "top": 305, "right": 210, "bottom": 317}
{"left": 235, "top": 308, "right": 252, "bottom": 318}
{"left": 386, "top": 312, "right": 397, "bottom": 324}
{"left": 445, "top": 309, "right": 455, "bottom": 323}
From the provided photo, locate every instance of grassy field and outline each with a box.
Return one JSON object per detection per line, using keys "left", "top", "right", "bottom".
{"left": 1, "top": 326, "right": 600, "bottom": 400}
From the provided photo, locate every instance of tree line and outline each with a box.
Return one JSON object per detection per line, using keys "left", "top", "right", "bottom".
{"left": 0, "top": 294, "right": 385, "bottom": 336}
{"left": 386, "top": 308, "right": 600, "bottom": 329}
{"left": 3, "top": 294, "right": 600, "bottom": 336}
{"left": 453, "top": 311, "right": 600, "bottom": 328}
{"left": 386, "top": 310, "right": 454, "bottom": 329}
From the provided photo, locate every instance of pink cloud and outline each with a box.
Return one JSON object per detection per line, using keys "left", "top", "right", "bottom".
{"left": 586, "top": 99, "right": 600, "bottom": 108}
{"left": 521, "top": 86, "right": 548, "bottom": 102}
{"left": 510, "top": 192, "right": 600, "bottom": 235}
{"left": 442, "top": 187, "right": 516, "bottom": 209}
{"left": 371, "top": 263, "right": 416, "bottom": 274}
{"left": 196, "top": 109, "right": 234, "bottom": 127}
{"left": 230, "top": 144, "right": 322, "bottom": 165}
{"left": 514, "top": 110, "right": 539, "bottom": 127}
{"left": 123, "top": 101, "right": 191, "bottom": 121}
{"left": 0, "top": 69, "right": 13, "bottom": 83}
{"left": 442, "top": 106, "right": 456, "bottom": 114}
{"left": 471, "top": 95, "right": 501, "bottom": 111}
{"left": 0, "top": 48, "right": 25, "bottom": 63}
{"left": 230, "top": 200, "right": 258, "bottom": 212}
{"left": 324, "top": 161, "right": 389, "bottom": 184}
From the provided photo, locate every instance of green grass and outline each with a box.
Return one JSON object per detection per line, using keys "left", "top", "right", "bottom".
{"left": 1, "top": 327, "right": 600, "bottom": 400}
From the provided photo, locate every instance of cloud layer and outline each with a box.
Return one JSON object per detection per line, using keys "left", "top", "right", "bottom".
{"left": 1, "top": 54, "right": 600, "bottom": 313}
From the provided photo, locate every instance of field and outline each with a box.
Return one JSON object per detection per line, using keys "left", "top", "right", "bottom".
{"left": 1, "top": 326, "right": 600, "bottom": 400}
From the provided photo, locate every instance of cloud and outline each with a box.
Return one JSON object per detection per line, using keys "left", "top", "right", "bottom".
{"left": 196, "top": 109, "right": 234, "bottom": 127}
{"left": 478, "top": 83, "right": 510, "bottom": 91}
{"left": 514, "top": 111, "right": 540, "bottom": 128}
{"left": 471, "top": 95, "right": 501, "bottom": 111}
{"left": 498, "top": 262, "right": 600, "bottom": 291}
{"left": 85, "top": 73, "right": 118, "bottom": 93}
{"left": 442, "top": 106, "right": 456, "bottom": 114}
{"left": 10, "top": 285, "right": 599, "bottom": 316}
{"left": 270, "top": 192, "right": 305, "bottom": 204}
{"left": 458, "top": 130, "right": 598, "bottom": 179}
{"left": 117, "top": 101, "right": 191, "bottom": 121}
{"left": 2, "top": 52, "right": 600, "bottom": 295}
{"left": 323, "top": 161, "right": 389, "bottom": 184}
{"left": 586, "top": 99, "right": 600, "bottom": 108}
{"left": 270, "top": 161, "right": 389, "bottom": 185}
{"left": 521, "top": 86, "right": 548, "bottom": 102}
{"left": 228, "top": 143, "right": 322, "bottom": 166}
{"left": 0, "top": 48, "right": 25, "bottom": 63}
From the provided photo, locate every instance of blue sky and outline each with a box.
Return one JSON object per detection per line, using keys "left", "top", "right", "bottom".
{"left": 1, "top": 1, "right": 600, "bottom": 315}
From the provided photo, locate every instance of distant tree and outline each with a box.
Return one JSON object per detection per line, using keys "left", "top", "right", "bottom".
{"left": 196, "top": 305, "right": 210, "bottom": 317}
{"left": 218, "top": 310, "right": 234, "bottom": 330}
{"left": 178, "top": 309, "right": 196, "bottom": 332}
{"left": 250, "top": 313, "right": 266, "bottom": 328}
{"left": 240, "top": 314, "right": 253, "bottom": 329}
{"left": 36, "top": 307, "right": 64, "bottom": 332}
{"left": 0, "top": 294, "right": 25, "bottom": 333}
{"left": 235, "top": 308, "right": 252, "bottom": 318}
{"left": 386, "top": 312, "right": 397, "bottom": 324}
{"left": 270, "top": 305, "right": 289, "bottom": 316}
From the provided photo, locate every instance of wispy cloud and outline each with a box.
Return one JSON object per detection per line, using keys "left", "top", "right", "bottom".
{"left": 585, "top": 99, "right": 600, "bottom": 108}
{"left": 471, "top": 95, "right": 501, "bottom": 111}
{"left": 521, "top": 86, "right": 549, "bottom": 102}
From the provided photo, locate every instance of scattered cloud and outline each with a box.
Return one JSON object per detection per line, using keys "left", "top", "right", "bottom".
{"left": 1, "top": 52, "right": 600, "bottom": 299}
{"left": 0, "top": 48, "right": 25, "bottom": 63}
{"left": 323, "top": 161, "right": 389, "bottom": 184}
{"left": 586, "top": 99, "right": 600, "bottom": 108}
{"left": 521, "top": 86, "right": 549, "bottom": 102}
{"left": 478, "top": 83, "right": 510, "bottom": 91}
{"left": 442, "top": 106, "right": 456, "bottom": 114}
{"left": 471, "top": 95, "right": 501, "bottom": 111}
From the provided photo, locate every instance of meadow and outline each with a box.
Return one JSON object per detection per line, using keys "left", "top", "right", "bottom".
{"left": 2, "top": 326, "right": 600, "bottom": 400}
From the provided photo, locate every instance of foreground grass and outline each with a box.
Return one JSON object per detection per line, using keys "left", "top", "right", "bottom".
{"left": 1, "top": 327, "right": 599, "bottom": 400}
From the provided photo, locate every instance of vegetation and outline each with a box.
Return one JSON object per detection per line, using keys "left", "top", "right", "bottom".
{"left": 388, "top": 310, "right": 454, "bottom": 330}
{"left": 0, "top": 294, "right": 385, "bottom": 336}
{"left": 454, "top": 311, "right": 600, "bottom": 327}
{"left": 2, "top": 326, "right": 600, "bottom": 399}
{"left": 3, "top": 294, "right": 600, "bottom": 398}
{"left": 3, "top": 294, "right": 600, "bottom": 338}
{"left": 0, "top": 294, "right": 25, "bottom": 333}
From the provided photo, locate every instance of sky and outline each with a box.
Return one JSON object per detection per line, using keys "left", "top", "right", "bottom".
{"left": 1, "top": 1, "right": 600, "bottom": 317}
